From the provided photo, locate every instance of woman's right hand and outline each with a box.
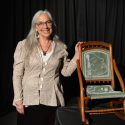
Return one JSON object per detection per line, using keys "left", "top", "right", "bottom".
{"left": 15, "top": 101, "right": 24, "bottom": 114}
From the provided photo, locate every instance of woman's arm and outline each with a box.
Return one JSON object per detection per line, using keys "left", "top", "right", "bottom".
{"left": 61, "top": 42, "right": 80, "bottom": 76}
{"left": 13, "top": 40, "right": 26, "bottom": 113}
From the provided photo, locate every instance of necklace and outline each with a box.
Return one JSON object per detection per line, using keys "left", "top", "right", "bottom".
{"left": 40, "top": 42, "right": 51, "bottom": 56}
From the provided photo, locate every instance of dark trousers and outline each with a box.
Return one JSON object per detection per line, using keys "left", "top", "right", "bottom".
{"left": 17, "top": 104, "right": 58, "bottom": 125}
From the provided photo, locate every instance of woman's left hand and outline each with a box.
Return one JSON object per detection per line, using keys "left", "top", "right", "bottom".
{"left": 73, "top": 42, "right": 83, "bottom": 61}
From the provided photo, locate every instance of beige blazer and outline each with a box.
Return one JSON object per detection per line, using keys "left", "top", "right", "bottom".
{"left": 13, "top": 39, "right": 77, "bottom": 106}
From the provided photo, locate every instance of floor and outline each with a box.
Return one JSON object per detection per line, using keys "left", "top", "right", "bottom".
{"left": 0, "top": 108, "right": 125, "bottom": 125}
{"left": 0, "top": 111, "right": 17, "bottom": 125}
{"left": 55, "top": 105, "right": 125, "bottom": 125}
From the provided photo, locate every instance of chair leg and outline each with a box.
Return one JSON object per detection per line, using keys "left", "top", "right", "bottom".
{"left": 77, "top": 97, "right": 87, "bottom": 123}
{"left": 115, "top": 99, "right": 125, "bottom": 120}
{"left": 80, "top": 99, "right": 88, "bottom": 124}
{"left": 81, "top": 105, "right": 90, "bottom": 124}
{"left": 123, "top": 99, "right": 125, "bottom": 113}
{"left": 80, "top": 96, "right": 91, "bottom": 124}
{"left": 81, "top": 107, "right": 85, "bottom": 122}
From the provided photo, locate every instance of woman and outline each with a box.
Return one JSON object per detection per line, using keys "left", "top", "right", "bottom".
{"left": 13, "top": 10, "right": 80, "bottom": 125}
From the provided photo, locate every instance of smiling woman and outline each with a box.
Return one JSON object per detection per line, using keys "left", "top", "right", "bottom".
{"left": 12, "top": 9, "right": 80, "bottom": 125}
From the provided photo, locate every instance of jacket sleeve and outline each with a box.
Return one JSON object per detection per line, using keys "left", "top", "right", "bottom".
{"left": 61, "top": 46, "right": 77, "bottom": 77}
{"left": 13, "top": 40, "right": 26, "bottom": 105}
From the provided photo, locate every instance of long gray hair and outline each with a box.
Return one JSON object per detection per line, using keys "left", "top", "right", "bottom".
{"left": 25, "top": 10, "right": 59, "bottom": 57}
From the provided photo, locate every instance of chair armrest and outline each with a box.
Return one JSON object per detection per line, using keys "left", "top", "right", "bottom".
{"left": 113, "top": 59, "right": 125, "bottom": 92}
{"left": 77, "top": 60, "right": 84, "bottom": 91}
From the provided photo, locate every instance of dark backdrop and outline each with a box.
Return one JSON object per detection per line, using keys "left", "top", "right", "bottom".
{"left": 0, "top": 0, "right": 125, "bottom": 116}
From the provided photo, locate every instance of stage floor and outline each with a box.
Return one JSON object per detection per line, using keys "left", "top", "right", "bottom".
{"left": 55, "top": 106, "right": 125, "bottom": 125}
{"left": 0, "top": 108, "right": 125, "bottom": 125}
{"left": 0, "top": 98, "right": 125, "bottom": 125}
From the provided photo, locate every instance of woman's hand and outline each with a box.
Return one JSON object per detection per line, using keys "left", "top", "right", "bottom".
{"left": 73, "top": 42, "right": 83, "bottom": 61}
{"left": 15, "top": 100, "right": 24, "bottom": 114}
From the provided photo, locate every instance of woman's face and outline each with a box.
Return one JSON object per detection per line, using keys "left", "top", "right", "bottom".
{"left": 36, "top": 13, "right": 53, "bottom": 39}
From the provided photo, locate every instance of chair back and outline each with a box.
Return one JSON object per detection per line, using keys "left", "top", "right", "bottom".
{"left": 79, "top": 41, "right": 115, "bottom": 88}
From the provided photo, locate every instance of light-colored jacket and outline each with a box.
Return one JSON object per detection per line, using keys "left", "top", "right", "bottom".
{"left": 13, "top": 39, "right": 77, "bottom": 106}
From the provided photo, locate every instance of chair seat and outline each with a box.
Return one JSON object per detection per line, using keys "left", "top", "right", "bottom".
{"left": 87, "top": 85, "right": 125, "bottom": 99}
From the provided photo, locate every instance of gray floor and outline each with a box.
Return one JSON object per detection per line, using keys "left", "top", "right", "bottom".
{"left": 0, "top": 111, "right": 17, "bottom": 125}
{"left": 0, "top": 109, "right": 125, "bottom": 125}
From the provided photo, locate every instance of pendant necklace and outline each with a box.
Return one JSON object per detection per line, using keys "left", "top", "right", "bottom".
{"left": 40, "top": 42, "right": 51, "bottom": 56}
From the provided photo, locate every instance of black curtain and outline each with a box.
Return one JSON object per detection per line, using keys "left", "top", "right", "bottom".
{"left": 0, "top": 0, "right": 125, "bottom": 115}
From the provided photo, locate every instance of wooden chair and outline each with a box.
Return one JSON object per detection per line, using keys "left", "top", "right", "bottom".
{"left": 77, "top": 41, "right": 125, "bottom": 124}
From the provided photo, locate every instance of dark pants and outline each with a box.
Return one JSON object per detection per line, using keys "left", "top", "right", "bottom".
{"left": 17, "top": 104, "right": 58, "bottom": 125}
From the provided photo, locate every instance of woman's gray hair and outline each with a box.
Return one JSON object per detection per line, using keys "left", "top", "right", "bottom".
{"left": 25, "top": 10, "right": 59, "bottom": 57}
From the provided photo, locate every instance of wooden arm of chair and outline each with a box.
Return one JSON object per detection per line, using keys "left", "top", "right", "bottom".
{"left": 113, "top": 59, "right": 125, "bottom": 92}
{"left": 77, "top": 59, "right": 84, "bottom": 93}
{"left": 76, "top": 60, "right": 86, "bottom": 104}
